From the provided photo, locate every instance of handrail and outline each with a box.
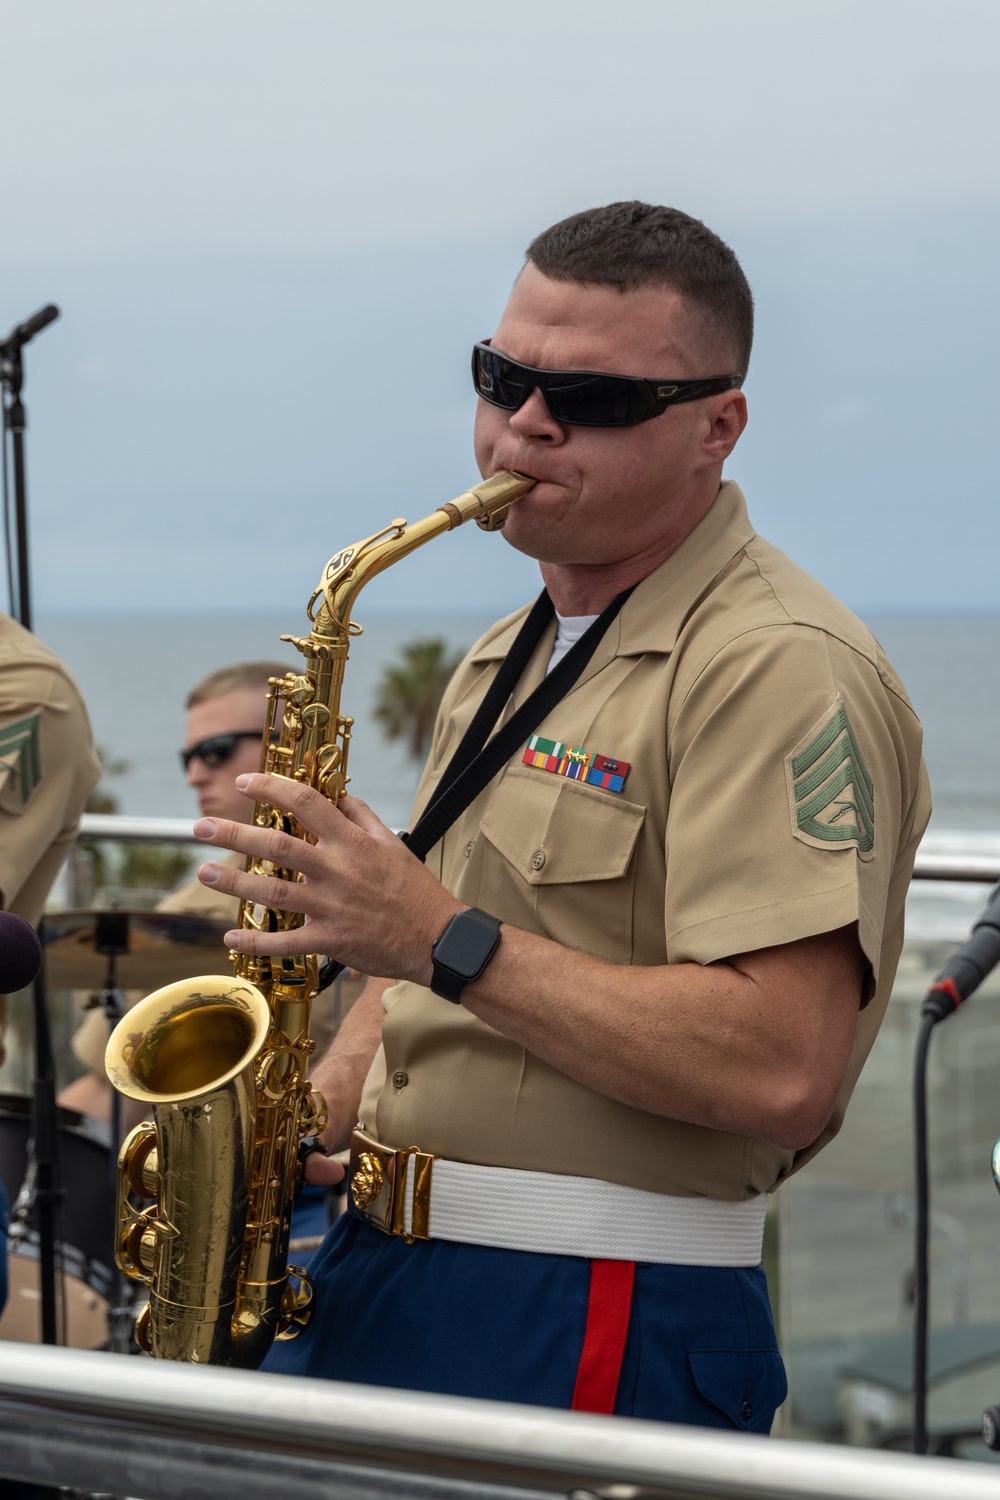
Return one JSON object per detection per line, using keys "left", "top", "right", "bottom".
{"left": 0, "top": 1343, "right": 993, "bottom": 1500}
{"left": 79, "top": 812, "right": 199, "bottom": 843}
{"left": 74, "top": 815, "right": 1000, "bottom": 885}
{"left": 911, "top": 852, "right": 1000, "bottom": 883}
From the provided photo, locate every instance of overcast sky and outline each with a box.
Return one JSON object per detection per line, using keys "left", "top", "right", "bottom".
{"left": 2, "top": 0, "right": 997, "bottom": 615}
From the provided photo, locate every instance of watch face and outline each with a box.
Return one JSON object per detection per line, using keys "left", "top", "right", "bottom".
{"left": 436, "top": 916, "right": 495, "bottom": 975}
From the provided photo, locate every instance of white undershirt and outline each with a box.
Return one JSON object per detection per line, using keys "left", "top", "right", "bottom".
{"left": 546, "top": 612, "right": 600, "bottom": 674}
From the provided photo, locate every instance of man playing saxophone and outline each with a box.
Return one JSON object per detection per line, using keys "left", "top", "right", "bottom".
{"left": 193, "top": 202, "right": 930, "bottom": 1428}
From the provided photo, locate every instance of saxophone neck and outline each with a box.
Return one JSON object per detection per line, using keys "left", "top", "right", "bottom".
{"left": 310, "top": 471, "right": 535, "bottom": 634}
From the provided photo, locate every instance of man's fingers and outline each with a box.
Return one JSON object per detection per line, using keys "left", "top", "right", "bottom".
{"left": 221, "top": 920, "right": 318, "bottom": 958}
{"left": 234, "top": 773, "right": 342, "bottom": 835}
{"left": 194, "top": 815, "right": 324, "bottom": 878}
{"left": 199, "top": 860, "right": 308, "bottom": 917}
{"left": 337, "top": 793, "right": 392, "bottom": 840}
{"left": 304, "top": 1153, "right": 345, "bottom": 1188}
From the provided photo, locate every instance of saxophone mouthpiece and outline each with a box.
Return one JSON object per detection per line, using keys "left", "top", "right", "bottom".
{"left": 470, "top": 470, "right": 536, "bottom": 531}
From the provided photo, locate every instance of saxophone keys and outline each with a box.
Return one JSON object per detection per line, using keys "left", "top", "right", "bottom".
{"left": 300, "top": 702, "right": 330, "bottom": 729}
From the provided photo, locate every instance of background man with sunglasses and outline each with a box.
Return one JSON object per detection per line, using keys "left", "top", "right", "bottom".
{"left": 195, "top": 202, "right": 930, "bottom": 1429}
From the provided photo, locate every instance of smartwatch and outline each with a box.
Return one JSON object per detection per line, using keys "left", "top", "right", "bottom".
{"left": 430, "top": 907, "right": 503, "bottom": 1003}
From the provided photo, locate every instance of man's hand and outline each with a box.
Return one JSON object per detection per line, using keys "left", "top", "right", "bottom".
{"left": 303, "top": 1148, "right": 346, "bottom": 1189}
{"left": 193, "top": 775, "right": 460, "bottom": 982}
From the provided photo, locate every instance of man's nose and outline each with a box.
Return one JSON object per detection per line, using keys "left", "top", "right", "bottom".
{"left": 186, "top": 757, "right": 211, "bottom": 786}
{"left": 508, "top": 386, "right": 566, "bottom": 442}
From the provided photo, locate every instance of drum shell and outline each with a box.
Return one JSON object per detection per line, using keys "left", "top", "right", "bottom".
{"left": 0, "top": 1232, "right": 109, "bottom": 1348}
{"left": 0, "top": 1092, "right": 113, "bottom": 1345}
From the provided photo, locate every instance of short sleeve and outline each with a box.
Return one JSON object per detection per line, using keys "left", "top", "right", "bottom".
{"left": 0, "top": 658, "right": 100, "bottom": 927}
{"left": 663, "top": 624, "right": 923, "bottom": 987}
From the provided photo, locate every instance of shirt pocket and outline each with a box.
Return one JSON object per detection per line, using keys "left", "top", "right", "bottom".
{"left": 479, "top": 764, "right": 646, "bottom": 963}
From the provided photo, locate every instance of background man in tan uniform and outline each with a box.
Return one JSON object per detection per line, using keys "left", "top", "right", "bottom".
{"left": 194, "top": 202, "right": 931, "bottom": 1427}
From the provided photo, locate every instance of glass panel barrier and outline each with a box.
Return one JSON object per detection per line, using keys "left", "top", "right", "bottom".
{"left": 779, "top": 877, "right": 1000, "bottom": 1461}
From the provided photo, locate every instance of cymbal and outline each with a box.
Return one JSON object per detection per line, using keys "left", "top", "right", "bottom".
{"left": 39, "top": 910, "right": 234, "bottom": 989}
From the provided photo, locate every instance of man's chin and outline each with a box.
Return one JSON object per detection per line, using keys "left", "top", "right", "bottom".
{"left": 500, "top": 493, "right": 567, "bottom": 558}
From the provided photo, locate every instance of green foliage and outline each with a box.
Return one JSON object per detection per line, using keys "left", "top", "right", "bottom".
{"left": 85, "top": 744, "right": 131, "bottom": 816}
{"left": 119, "top": 844, "right": 194, "bottom": 891}
{"left": 80, "top": 745, "right": 132, "bottom": 888}
{"left": 373, "top": 637, "right": 465, "bottom": 764}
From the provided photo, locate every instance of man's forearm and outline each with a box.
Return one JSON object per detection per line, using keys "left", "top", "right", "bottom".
{"left": 309, "top": 975, "right": 388, "bottom": 1152}
{"left": 460, "top": 923, "right": 866, "bottom": 1152}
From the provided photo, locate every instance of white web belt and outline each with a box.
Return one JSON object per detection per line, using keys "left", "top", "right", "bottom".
{"left": 349, "top": 1129, "right": 768, "bottom": 1266}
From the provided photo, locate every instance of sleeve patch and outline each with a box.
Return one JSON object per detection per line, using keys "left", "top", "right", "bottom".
{"left": 0, "top": 711, "right": 43, "bottom": 813}
{"left": 785, "top": 698, "right": 874, "bottom": 856}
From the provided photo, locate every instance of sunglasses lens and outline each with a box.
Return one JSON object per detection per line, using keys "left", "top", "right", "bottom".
{"left": 543, "top": 373, "right": 634, "bottom": 426}
{"left": 200, "top": 744, "right": 233, "bottom": 769}
{"left": 473, "top": 346, "right": 531, "bottom": 409}
{"left": 181, "top": 735, "right": 237, "bottom": 771}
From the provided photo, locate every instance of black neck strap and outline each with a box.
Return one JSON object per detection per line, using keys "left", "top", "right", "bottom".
{"left": 403, "top": 585, "right": 633, "bottom": 864}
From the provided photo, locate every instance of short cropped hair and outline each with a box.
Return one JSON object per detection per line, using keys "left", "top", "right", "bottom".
{"left": 526, "top": 201, "right": 753, "bottom": 373}
{"left": 186, "top": 661, "right": 293, "bottom": 710}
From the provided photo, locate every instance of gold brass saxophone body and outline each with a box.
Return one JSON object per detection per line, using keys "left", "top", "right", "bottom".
{"left": 105, "top": 470, "right": 535, "bottom": 1366}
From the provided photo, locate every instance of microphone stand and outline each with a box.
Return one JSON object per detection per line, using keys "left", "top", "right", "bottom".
{"left": 28, "top": 945, "right": 64, "bottom": 1347}
{"left": 0, "top": 304, "right": 59, "bottom": 631}
{"left": 1, "top": 306, "right": 66, "bottom": 1348}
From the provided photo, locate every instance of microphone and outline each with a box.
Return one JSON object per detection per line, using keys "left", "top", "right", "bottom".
{"left": 922, "top": 880, "right": 1000, "bottom": 1021}
{"left": 0, "top": 304, "right": 60, "bottom": 357}
{"left": 0, "top": 910, "right": 44, "bottom": 993}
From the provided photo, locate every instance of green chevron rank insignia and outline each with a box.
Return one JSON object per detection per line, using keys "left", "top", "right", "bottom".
{"left": 786, "top": 699, "right": 874, "bottom": 856}
{"left": 0, "top": 711, "right": 43, "bottom": 813}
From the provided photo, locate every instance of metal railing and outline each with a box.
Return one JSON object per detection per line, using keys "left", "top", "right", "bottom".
{"left": 76, "top": 815, "right": 1000, "bottom": 886}
{"left": 79, "top": 812, "right": 203, "bottom": 844}
{"left": 1, "top": 1343, "right": 997, "bottom": 1500}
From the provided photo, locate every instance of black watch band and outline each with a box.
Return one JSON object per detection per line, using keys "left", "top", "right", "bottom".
{"left": 430, "top": 907, "right": 503, "bottom": 1003}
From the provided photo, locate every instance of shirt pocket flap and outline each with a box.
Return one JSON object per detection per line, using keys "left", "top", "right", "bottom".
{"left": 688, "top": 1349, "right": 788, "bottom": 1432}
{"left": 480, "top": 765, "right": 645, "bottom": 885}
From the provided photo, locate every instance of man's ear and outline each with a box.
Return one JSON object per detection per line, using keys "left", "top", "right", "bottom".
{"left": 702, "top": 391, "right": 748, "bottom": 465}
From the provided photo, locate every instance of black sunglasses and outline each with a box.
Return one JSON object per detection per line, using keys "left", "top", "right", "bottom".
{"left": 180, "top": 730, "right": 267, "bottom": 772}
{"left": 472, "top": 341, "right": 743, "bottom": 428}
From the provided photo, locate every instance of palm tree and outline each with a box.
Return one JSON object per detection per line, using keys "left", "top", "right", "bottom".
{"left": 373, "top": 638, "right": 465, "bottom": 764}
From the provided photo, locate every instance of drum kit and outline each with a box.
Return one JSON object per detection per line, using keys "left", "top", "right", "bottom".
{"left": 0, "top": 908, "right": 231, "bottom": 1352}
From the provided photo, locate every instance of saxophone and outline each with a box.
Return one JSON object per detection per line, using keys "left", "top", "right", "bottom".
{"left": 104, "top": 470, "right": 534, "bottom": 1367}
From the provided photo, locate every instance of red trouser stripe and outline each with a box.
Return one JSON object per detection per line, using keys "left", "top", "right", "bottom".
{"left": 570, "top": 1259, "right": 636, "bottom": 1414}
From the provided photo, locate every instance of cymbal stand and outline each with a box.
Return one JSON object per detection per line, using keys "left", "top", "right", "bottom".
{"left": 92, "top": 912, "right": 132, "bottom": 1355}
{"left": 24, "top": 946, "right": 66, "bottom": 1347}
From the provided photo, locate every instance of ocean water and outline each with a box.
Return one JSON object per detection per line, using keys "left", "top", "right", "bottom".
{"left": 32, "top": 608, "right": 1000, "bottom": 942}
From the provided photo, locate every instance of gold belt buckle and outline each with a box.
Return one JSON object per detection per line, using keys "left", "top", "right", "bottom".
{"left": 349, "top": 1127, "right": 433, "bottom": 1241}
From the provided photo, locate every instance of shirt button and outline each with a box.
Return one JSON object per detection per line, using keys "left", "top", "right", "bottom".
{"left": 392, "top": 1070, "right": 409, "bottom": 1090}
{"left": 739, "top": 1399, "right": 752, "bottom": 1422}
{"left": 530, "top": 849, "right": 546, "bottom": 871}
{"left": 464, "top": 840, "right": 476, "bottom": 858}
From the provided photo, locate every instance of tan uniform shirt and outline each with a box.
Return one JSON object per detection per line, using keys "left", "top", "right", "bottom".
{"left": 359, "top": 482, "right": 931, "bottom": 1200}
{"left": 0, "top": 616, "right": 100, "bottom": 925}
{"left": 0, "top": 616, "right": 100, "bottom": 1061}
